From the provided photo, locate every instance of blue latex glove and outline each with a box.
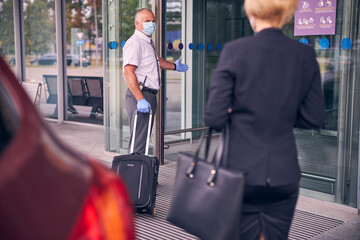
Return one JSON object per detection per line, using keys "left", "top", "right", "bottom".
{"left": 175, "top": 57, "right": 189, "bottom": 72}
{"left": 137, "top": 98, "right": 151, "bottom": 113}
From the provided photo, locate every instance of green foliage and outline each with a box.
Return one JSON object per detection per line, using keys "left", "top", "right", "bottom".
{"left": 282, "top": 18, "right": 296, "bottom": 39}
{"left": 0, "top": 0, "right": 151, "bottom": 57}
{"left": 120, "top": 0, "right": 140, "bottom": 42}
{"left": 65, "top": 0, "right": 103, "bottom": 49}
{"left": 24, "top": 0, "right": 56, "bottom": 56}
{"left": 0, "top": 0, "right": 15, "bottom": 55}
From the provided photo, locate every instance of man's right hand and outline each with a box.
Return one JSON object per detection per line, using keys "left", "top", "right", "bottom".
{"left": 137, "top": 98, "right": 151, "bottom": 113}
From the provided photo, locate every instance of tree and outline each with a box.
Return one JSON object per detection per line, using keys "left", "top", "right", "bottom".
{"left": 120, "top": 0, "right": 140, "bottom": 42}
{"left": 65, "top": 0, "right": 88, "bottom": 44}
{"left": 84, "top": 0, "right": 102, "bottom": 44}
{"left": 0, "top": 0, "right": 15, "bottom": 56}
{"left": 24, "top": 0, "right": 56, "bottom": 57}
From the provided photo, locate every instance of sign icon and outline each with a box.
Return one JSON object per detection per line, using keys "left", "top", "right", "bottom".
{"left": 302, "top": 1, "right": 310, "bottom": 9}
{"left": 77, "top": 39, "right": 84, "bottom": 46}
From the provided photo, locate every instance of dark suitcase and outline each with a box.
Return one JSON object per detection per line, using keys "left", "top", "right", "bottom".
{"left": 112, "top": 110, "right": 159, "bottom": 215}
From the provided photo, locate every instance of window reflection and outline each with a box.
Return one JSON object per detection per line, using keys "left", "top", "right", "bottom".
{"left": 283, "top": 17, "right": 339, "bottom": 199}
{"left": 23, "top": 0, "right": 57, "bottom": 119}
{"left": 65, "top": 0, "right": 104, "bottom": 124}
{"left": 165, "top": 0, "right": 182, "bottom": 132}
{"left": 0, "top": 1, "right": 16, "bottom": 73}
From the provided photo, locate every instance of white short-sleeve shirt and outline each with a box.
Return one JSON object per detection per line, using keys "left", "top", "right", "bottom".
{"left": 123, "top": 30, "right": 160, "bottom": 90}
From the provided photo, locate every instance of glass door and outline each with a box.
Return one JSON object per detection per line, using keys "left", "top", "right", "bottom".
{"left": 163, "top": 0, "right": 253, "bottom": 160}
{"left": 283, "top": 0, "right": 359, "bottom": 207}
{"left": 104, "top": 0, "right": 152, "bottom": 153}
{"left": 163, "top": 0, "right": 359, "bottom": 208}
{"left": 64, "top": 0, "right": 104, "bottom": 125}
{"left": 23, "top": 0, "right": 58, "bottom": 119}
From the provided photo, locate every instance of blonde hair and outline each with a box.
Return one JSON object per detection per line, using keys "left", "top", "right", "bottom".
{"left": 244, "top": 0, "right": 299, "bottom": 26}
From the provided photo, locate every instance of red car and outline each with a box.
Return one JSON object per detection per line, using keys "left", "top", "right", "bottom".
{"left": 0, "top": 56, "right": 135, "bottom": 240}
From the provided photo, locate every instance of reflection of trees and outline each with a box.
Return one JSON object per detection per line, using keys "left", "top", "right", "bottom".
{"left": 120, "top": 0, "right": 151, "bottom": 42}
{"left": 65, "top": 0, "right": 103, "bottom": 61}
{"left": 283, "top": 18, "right": 295, "bottom": 38}
{"left": 66, "top": 0, "right": 88, "bottom": 44}
{"left": 24, "top": 0, "right": 56, "bottom": 57}
{"left": 87, "top": 0, "right": 102, "bottom": 43}
{"left": 0, "top": 0, "right": 15, "bottom": 56}
{"left": 166, "top": 0, "right": 181, "bottom": 32}
{"left": 65, "top": 0, "right": 102, "bottom": 43}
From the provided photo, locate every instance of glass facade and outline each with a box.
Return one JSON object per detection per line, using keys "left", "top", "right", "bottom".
{"left": 160, "top": 0, "right": 360, "bottom": 208}
{"left": 288, "top": 0, "right": 359, "bottom": 207}
{"left": 65, "top": 0, "right": 104, "bottom": 124}
{"left": 23, "top": 0, "right": 57, "bottom": 119}
{"left": 104, "top": 0, "right": 153, "bottom": 153}
{"left": 0, "top": 0, "right": 16, "bottom": 74}
{"left": 164, "top": 0, "right": 182, "bottom": 132}
{"left": 3, "top": 0, "right": 359, "bottom": 208}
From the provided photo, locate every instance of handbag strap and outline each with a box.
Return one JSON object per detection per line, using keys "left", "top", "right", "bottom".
{"left": 186, "top": 125, "right": 230, "bottom": 187}
{"left": 206, "top": 124, "right": 229, "bottom": 186}
{"left": 215, "top": 124, "right": 229, "bottom": 167}
{"left": 186, "top": 128, "right": 213, "bottom": 177}
{"left": 204, "top": 128, "right": 213, "bottom": 160}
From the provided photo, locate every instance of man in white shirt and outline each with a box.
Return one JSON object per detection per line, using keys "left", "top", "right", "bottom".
{"left": 123, "top": 8, "right": 188, "bottom": 154}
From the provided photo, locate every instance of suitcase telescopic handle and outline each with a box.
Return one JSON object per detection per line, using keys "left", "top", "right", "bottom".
{"left": 130, "top": 109, "right": 153, "bottom": 155}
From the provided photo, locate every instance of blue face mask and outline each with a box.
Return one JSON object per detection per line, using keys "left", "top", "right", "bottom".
{"left": 142, "top": 22, "right": 156, "bottom": 36}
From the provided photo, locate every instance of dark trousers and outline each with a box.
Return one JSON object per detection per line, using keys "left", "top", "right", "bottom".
{"left": 239, "top": 183, "right": 299, "bottom": 240}
{"left": 125, "top": 88, "right": 157, "bottom": 154}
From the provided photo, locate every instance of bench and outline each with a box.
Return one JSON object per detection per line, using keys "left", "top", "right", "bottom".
{"left": 43, "top": 75, "right": 103, "bottom": 118}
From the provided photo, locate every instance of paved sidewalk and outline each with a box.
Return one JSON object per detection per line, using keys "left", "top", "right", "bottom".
{"left": 47, "top": 121, "right": 360, "bottom": 240}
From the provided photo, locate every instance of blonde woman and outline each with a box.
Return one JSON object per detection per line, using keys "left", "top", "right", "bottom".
{"left": 204, "top": 0, "right": 325, "bottom": 239}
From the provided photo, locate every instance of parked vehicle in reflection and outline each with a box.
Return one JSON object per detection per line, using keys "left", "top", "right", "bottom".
{"left": 31, "top": 54, "right": 90, "bottom": 67}
{"left": 37, "top": 54, "right": 57, "bottom": 65}
{"left": 67, "top": 54, "right": 90, "bottom": 67}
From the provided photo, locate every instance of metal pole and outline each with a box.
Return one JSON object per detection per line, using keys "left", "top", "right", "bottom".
{"left": 13, "top": 0, "right": 25, "bottom": 82}
{"left": 154, "top": 0, "right": 165, "bottom": 164}
{"left": 93, "top": 0, "right": 99, "bottom": 66}
{"left": 55, "top": 0, "right": 67, "bottom": 123}
{"left": 358, "top": 125, "right": 360, "bottom": 214}
{"left": 102, "top": 0, "right": 110, "bottom": 151}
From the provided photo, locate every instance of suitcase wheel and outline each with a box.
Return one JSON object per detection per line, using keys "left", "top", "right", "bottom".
{"left": 146, "top": 204, "right": 156, "bottom": 216}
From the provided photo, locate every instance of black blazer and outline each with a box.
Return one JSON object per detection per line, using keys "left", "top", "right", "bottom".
{"left": 204, "top": 28, "right": 326, "bottom": 187}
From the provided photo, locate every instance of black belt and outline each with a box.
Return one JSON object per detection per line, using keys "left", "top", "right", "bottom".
{"left": 142, "top": 86, "right": 158, "bottom": 95}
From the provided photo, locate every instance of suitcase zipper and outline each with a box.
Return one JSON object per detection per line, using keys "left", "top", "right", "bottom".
{"left": 138, "top": 163, "right": 144, "bottom": 200}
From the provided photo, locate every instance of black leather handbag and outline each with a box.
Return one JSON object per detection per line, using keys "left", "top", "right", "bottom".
{"left": 166, "top": 127, "right": 245, "bottom": 240}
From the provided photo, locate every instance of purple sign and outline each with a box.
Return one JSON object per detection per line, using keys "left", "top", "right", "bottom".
{"left": 294, "top": 0, "right": 337, "bottom": 36}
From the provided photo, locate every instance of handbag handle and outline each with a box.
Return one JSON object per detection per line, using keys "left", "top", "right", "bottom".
{"left": 206, "top": 124, "right": 229, "bottom": 187}
{"left": 186, "top": 125, "right": 229, "bottom": 188}
{"left": 185, "top": 127, "right": 213, "bottom": 178}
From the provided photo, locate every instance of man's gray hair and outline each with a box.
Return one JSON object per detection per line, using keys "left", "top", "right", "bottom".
{"left": 135, "top": 8, "right": 153, "bottom": 23}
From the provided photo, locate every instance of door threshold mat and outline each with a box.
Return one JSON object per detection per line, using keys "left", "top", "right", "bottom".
{"left": 135, "top": 164, "right": 344, "bottom": 240}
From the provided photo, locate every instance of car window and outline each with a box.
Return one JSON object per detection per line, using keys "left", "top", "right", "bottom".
{"left": 0, "top": 80, "right": 19, "bottom": 155}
